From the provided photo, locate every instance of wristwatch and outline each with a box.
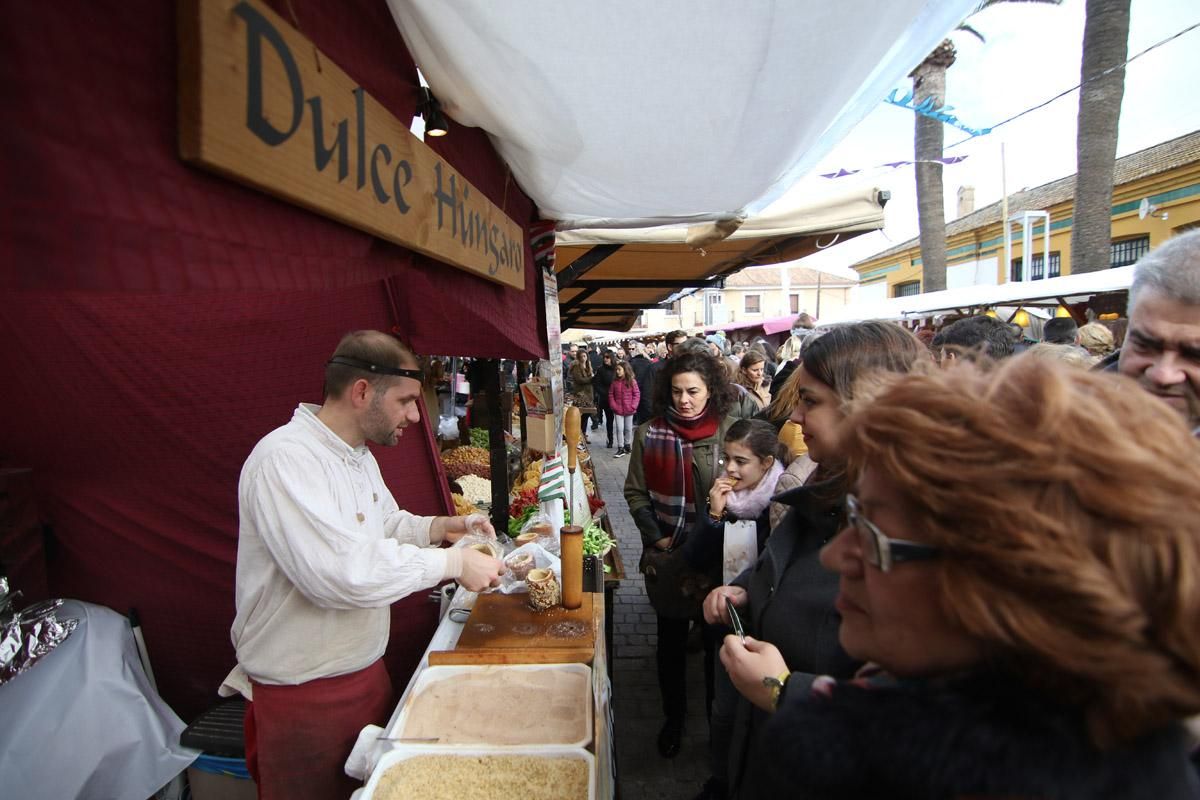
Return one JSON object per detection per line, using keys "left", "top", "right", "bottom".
{"left": 763, "top": 670, "right": 791, "bottom": 711}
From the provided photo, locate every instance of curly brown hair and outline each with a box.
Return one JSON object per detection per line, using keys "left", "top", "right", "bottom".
{"left": 650, "top": 351, "right": 735, "bottom": 418}
{"left": 842, "top": 355, "right": 1200, "bottom": 747}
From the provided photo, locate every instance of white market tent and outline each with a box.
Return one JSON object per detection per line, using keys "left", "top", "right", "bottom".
{"left": 821, "top": 266, "right": 1137, "bottom": 324}
{"left": 386, "top": 0, "right": 979, "bottom": 230}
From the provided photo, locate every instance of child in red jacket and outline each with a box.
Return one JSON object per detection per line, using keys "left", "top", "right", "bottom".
{"left": 608, "top": 361, "right": 641, "bottom": 456}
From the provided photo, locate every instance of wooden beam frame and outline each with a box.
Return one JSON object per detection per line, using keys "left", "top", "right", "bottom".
{"left": 569, "top": 278, "right": 723, "bottom": 290}
{"left": 556, "top": 244, "right": 623, "bottom": 288}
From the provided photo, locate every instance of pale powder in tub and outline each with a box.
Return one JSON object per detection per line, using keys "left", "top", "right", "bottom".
{"left": 401, "top": 669, "right": 589, "bottom": 745}
{"left": 373, "top": 754, "right": 588, "bottom": 800}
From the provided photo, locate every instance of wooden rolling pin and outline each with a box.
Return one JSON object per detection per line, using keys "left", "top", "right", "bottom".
{"left": 564, "top": 405, "right": 581, "bottom": 470}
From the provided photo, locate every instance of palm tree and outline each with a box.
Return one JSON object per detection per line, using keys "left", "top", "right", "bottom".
{"left": 1069, "top": 0, "right": 1130, "bottom": 274}
{"left": 910, "top": 40, "right": 957, "bottom": 293}
{"left": 911, "top": 1, "right": 1060, "bottom": 294}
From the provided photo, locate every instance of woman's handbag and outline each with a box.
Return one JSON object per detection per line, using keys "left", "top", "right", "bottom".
{"left": 639, "top": 546, "right": 716, "bottom": 620}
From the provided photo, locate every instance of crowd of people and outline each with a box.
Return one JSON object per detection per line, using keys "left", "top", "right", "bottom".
{"left": 620, "top": 229, "right": 1200, "bottom": 799}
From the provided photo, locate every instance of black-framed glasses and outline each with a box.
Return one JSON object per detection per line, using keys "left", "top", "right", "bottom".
{"left": 845, "top": 493, "right": 941, "bottom": 573}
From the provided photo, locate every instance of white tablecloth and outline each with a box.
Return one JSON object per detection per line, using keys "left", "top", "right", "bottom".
{"left": 0, "top": 600, "right": 199, "bottom": 800}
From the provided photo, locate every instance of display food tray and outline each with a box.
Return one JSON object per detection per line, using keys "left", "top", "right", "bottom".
{"left": 360, "top": 744, "right": 595, "bottom": 800}
{"left": 389, "top": 663, "right": 593, "bottom": 749}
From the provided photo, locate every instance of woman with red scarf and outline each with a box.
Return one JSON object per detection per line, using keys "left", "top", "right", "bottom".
{"left": 624, "top": 351, "right": 737, "bottom": 759}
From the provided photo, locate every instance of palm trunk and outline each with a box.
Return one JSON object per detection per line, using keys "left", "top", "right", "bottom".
{"left": 911, "top": 41, "right": 955, "bottom": 293}
{"left": 1070, "top": 0, "right": 1130, "bottom": 274}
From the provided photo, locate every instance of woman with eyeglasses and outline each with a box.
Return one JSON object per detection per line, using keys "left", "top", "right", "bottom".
{"left": 737, "top": 356, "right": 1200, "bottom": 799}
{"left": 698, "top": 321, "right": 928, "bottom": 800}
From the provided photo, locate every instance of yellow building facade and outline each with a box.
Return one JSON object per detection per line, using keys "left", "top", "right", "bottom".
{"left": 851, "top": 131, "right": 1200, "bottom": 297}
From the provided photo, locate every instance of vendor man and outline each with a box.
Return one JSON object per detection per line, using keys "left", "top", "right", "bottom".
{"left": 220, "top": 330, "right": 505, "bottom": 800}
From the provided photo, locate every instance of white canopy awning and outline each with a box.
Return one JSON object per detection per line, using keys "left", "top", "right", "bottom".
{"left": 386, "top": 0, "right": 978, "bottom": 229}
{"left": 822, "top": 267, "right": 1137, "bottom": 324}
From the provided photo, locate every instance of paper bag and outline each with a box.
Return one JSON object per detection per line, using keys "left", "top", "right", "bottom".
{"left": 722, "top": 520, "right": 758, "bottom": 584}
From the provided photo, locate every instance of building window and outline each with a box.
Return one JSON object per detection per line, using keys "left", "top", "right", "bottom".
{"left": 634, "top": 313, "right": 646, "bottom": 329}
{"left": 1110, "top": 235, "right": 1150, "bottom": 268}
{"left": 1010, "top": 252, "right": 1062, "bottom": 281}
{"left": 893, "top": 280, "right": 921, "bottom": 297}
{"left": 744, "top": 294, "right": 761, "bottom": 314}
{"left": 1011, "top": 252, "right": 1061, "bottom": 281}
{"left": 789, "top": 294, "right": 799, "bottom": 314}
{"left": 670, "top": 299, "right": 681, "bottom": 315}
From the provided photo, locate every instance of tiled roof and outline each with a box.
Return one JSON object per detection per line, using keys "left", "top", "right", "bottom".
{"left": 853, "top": 129, "right": 1200, "bottom": 268}
{"left": 723, "top": 264, "right": 856, "bottom": 287}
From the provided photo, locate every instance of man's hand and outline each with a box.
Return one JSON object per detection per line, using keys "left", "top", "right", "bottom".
{"left": 654, "top": 536, "right": 672, "bottom": 551}
{"left": 439, "top": 513, "right": 496, "bottom": 544}
{"left": 457, "top": 548, "right": 505, "bottom": 592}
{"left": 720, "top": 636, "right": 788, "bottom": 712}
{"left": 703, "top": 585, "right": 747, "bottom": 626}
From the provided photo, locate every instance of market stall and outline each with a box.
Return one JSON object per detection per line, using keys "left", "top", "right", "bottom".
{"left": 352, "top": 407, "right": 618, "bottom": 798}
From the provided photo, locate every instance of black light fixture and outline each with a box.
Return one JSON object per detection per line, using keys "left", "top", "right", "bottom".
{"left": 419, "top": 87, "right": 449, "bottom": 137}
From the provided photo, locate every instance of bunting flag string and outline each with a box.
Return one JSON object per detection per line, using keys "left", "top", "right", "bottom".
{"left": 884, "top": 89, "right": 993, "bottom": 138}
{"left": 819, "top": 155, "right": 967, "bottom": 179}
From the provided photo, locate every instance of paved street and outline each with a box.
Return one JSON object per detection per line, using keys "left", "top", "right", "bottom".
{"left": 589, "top": 434, "right": 710, "bottom": 800}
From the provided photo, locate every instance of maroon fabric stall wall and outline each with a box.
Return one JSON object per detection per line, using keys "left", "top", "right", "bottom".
{"left": 0, "top": 0, "right": 544, "bottom": 720}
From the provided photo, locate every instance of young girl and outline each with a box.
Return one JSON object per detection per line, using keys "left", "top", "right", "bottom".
{"left": 684, "top": 418, "right": 788, "bottom": 573}
{"left": 607, "top": 360, "right": 640, "bottom": 456}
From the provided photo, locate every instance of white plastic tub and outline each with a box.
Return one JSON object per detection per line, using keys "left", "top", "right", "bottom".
{"left": 360, "top": 744, "right": 595, "bottom": 800}
{"left": 389, "top": 663, "right": 593, "bottom": 749}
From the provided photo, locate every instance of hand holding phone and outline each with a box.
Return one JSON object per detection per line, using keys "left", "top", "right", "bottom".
{"left": 726, "top": 597, "right": 746, "bottom": 644}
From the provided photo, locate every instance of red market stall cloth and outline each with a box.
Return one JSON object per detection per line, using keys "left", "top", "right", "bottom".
{"left": 0, "top": 0, "right": 543, "bottom": 721}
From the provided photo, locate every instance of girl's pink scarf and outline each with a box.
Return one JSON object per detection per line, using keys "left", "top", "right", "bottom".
{"left": 724, "top": 460, "right": 784, "bottom": 520}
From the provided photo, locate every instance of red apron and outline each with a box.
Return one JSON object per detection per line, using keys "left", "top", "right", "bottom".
{"left": 244, "top": 660, "right": 394, "bottom": 800}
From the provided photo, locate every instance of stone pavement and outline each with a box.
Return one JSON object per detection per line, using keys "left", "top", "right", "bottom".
{"left": 588, "top": 433, "right": 710, "bottom": 800}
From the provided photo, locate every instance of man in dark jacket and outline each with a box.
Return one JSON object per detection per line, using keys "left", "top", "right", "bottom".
{"left": 593, "top": 348, "right": 616, "bottom": 446}
{"left": 630, "top": 343, "right": 656, "bottom": 423}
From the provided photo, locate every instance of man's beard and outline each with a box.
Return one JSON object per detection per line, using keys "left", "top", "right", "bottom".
{"left": 364, "top": 393, "right": 401, "bottom": 446}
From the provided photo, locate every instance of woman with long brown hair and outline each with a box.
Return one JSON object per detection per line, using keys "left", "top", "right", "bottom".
{"left": 735, "top": 351, "right": 770, "bottom": 411}
{"left": 730, "top": 356, "right": 1200, "bottom": 798}
{"left": 567, "top": 348, "right": 595, "bottom": 443}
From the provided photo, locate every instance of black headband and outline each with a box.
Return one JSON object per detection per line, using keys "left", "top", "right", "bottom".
{"left": 326, "top": 355, "right": 423, "bottom": 381}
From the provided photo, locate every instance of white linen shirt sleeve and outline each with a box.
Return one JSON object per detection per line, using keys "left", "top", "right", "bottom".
{"left": 244, "top": 448, "right": 450, "bottom": 610}
{"left": 371, "top": 461, "right": 438, "bottom": 546}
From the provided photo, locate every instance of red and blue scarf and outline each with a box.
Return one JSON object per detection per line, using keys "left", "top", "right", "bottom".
{"left": 643, "top": 408, "right": 719, "bottom": 546}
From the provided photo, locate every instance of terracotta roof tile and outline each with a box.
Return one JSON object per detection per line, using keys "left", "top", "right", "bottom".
{"left": 722, "top": 264, "right": 855, "bottom": 287}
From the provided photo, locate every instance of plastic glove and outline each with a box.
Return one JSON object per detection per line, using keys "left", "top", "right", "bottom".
{"left": 464, "top": 513, "right": 496, "bottom": 539}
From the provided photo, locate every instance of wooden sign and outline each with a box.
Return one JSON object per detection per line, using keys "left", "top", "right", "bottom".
{"left": 178, "top": 0, "right": 525, "bottom": 289}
